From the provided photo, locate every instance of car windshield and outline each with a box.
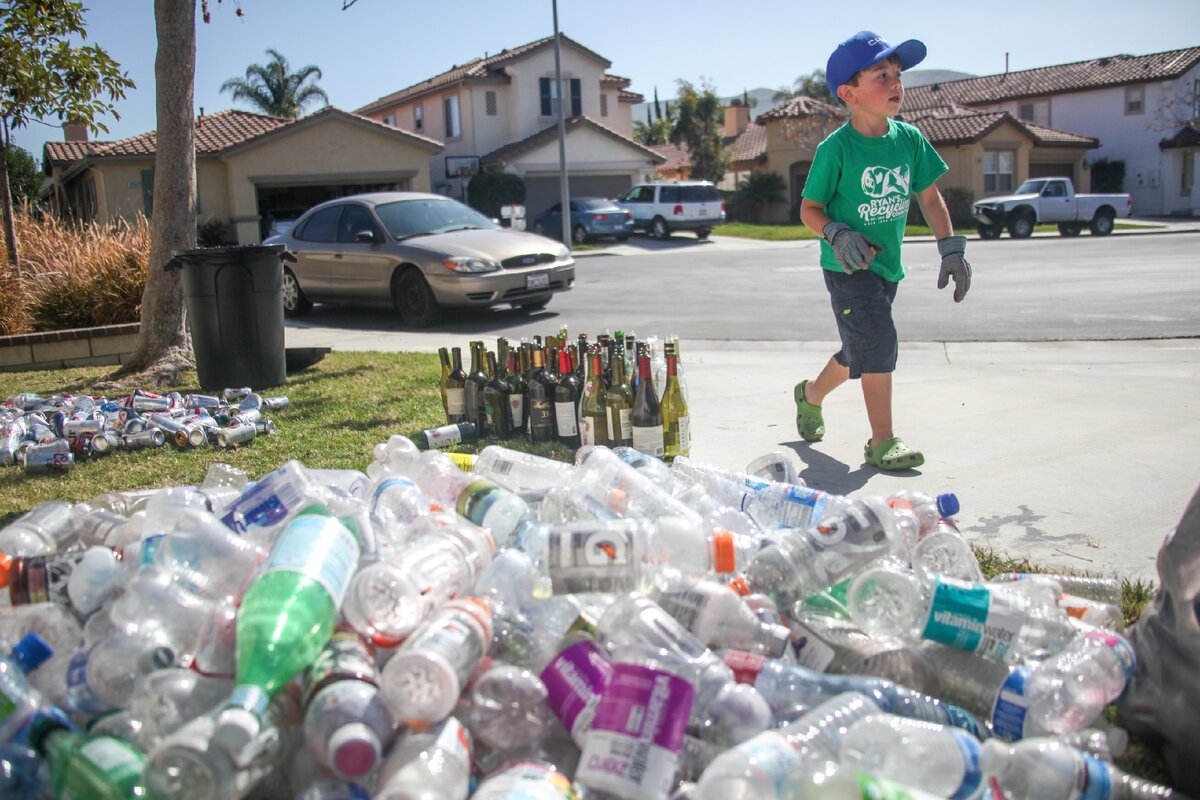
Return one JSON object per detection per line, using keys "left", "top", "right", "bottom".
{"left": 1014, "top": 180, "right": 1047, "bottom": 195}
{"left": 577, "top": 198, "right": 612, "bottom": 210}
{"left": 374, "top": 198, "right": 498, "bottom": 240}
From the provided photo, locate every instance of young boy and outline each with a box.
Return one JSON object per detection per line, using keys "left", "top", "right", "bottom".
{"left": 795, "top": 30, "right": 971, "bottom": 471}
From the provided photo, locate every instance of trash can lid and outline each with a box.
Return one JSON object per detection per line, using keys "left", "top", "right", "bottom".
{"left": 170, "top": 243, "right": 286, "bottom": 261}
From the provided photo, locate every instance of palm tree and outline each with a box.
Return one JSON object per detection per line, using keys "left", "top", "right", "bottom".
{"left": 219, "top": 49, "right": 328, "bottom": 118}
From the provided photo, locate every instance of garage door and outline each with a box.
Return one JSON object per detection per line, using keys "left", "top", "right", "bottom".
{"left": 523, "top": 175, "right": 635, "bottom": 219}
{"left": 1029, "top": 163, "right": 1074, "bottom": 180}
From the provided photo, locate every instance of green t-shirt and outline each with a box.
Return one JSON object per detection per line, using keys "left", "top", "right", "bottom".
{"left": 802, "top": 118, "right": 947, "bottom": 281}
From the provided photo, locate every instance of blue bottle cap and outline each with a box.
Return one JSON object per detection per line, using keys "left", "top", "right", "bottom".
{"left": 12, "top": 632, "right": 53, "bottom": 673}
{"left": 936, "top": 493, "right": 960, "bottom": 518}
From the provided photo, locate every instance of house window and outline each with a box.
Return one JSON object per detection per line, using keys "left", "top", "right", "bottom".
{"left": 1193, "top": 79, "right": 1200, "bottom": 119}
{"left": 600, "top": 93, "right": 608, "bottom": 117}
{"left": 414, "top": 105, "right": 423, "bottom": 131}
{"left": 1183, "top": 151, "right": 1195, "bottom": 196}
{"left": 983, "top": 151, "right": 1014, "bottom": 194}
{"left": 539, "top": 76, "right": 582, "bottom": 117}
{"left": 84, "top": 177, "right": 97, "bottom": 221}
{"left": 485, "top": 91, "right": 497, "bottom": 116}
{"left": 1125, "top": 85, "right": 1144, "bottom": 115}
{"left": 1018, "top": 99, "right": 1049, "bottom": 126}
{"left": 444, "top": 95, "right": 461, "bottom": 138}
{"left": 382, "top": 115, "right": 396, "bottom": 127}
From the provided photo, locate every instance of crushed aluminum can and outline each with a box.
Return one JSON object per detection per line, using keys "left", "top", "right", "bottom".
{"left": 216, "top": 422, "right": 257, "bottom": 449}
{"left": 121, "top": 429, "right": 166, "bottom": 449}
{"left": 222, "top": 387, "right": 253, "bottom": 402}
{"left": 129, "top": 390, "right": 174, "bottom": 412}
{"left": 261, "top": 396, "right": 290, "bottom": 411}
{"left": 183, "top": 394, "right": 222, "bottom": 410}
{"left": 22, "top": 443, "right": 74, "bottom": 474}
{"left": 254, "top": 419, "right": 277, "bottom": 437}
{"left": 62, "top": 418, "right": 105, "bottom": 439}
{"left": 88, "top": 431, "right": 120, "bottom": 456}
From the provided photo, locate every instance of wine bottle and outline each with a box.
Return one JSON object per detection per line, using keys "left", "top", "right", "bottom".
{"left": 505, "top": 350, "right": 528, "bottom": 436}
{"left": 630, "top": 348, "right": 664, "bottom": 458}
{"left": 554, "top": 349, "right": 582, "bottom": 449}
{"left": 408, "top": 422, "right": 479, "bottom": 450}
{"left": 673, "top": 335, "right": 690, "bottom": 405}
{"left": 605, "top": 349, "right": 634, "bottom": 448}
{"left": 527, "top": 348, "right": 557, "bottom": 442}
{"left": 625, "top": 333, "right": 638, "bottom": 395}
{"left": 484, "top": 351, "right": 514, "bottom": 438}
{"left": 466, "top": 342, "right": 489, "bottom": 435}
{"left": 445, "top": 347, "right": 467, "bottom": 424}
{"left": 580, "top": 348, "right": 609, "bottom": 447}
{"left": 661, "top": 345, "right": 690, "bottom": 462}
{"left": 611, "top": 330, "right": 625, "bottom": 385}
{"left": 437, "top": 347, "right": 452, "bottom": 417}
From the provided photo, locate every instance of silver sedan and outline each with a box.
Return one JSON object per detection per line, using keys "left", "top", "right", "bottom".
{"left": 265, "top": 192, "right": 576, "bottom": 327}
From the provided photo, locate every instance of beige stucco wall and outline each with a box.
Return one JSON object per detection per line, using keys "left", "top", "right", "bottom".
{"left": 95, "top": 161, "right": 150, "bottom": 223}
{"left": 221, "top": 116, "right": 437, "bottom": 242}
{"left": 503, "top": 125, "right": 651, "bottom": 178}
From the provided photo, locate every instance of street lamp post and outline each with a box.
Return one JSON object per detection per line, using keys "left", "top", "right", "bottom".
{"left": 552, "top": 0, "right": 571, "bottom": 249}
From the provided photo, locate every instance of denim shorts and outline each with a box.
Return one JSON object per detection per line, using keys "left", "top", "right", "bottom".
{"left": 824, "top": 269, "right": 899, "bottom": 378}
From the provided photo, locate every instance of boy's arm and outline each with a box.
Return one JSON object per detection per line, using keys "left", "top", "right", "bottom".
{"left": 801, "top": 198, "right": 878, "bottom": 273}
{"left": 916, "top": 184, "right": 972, "bottom": 303}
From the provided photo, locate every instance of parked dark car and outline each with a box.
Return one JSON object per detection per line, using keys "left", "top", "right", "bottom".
{"left": 532, "top": 197, "right": 635, "bottom": 244}
{"left": 263, "top": 192, "right": 575, "bottom": 327}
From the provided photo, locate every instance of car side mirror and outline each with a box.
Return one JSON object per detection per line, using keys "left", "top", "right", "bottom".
{"left": 355, "top": 230, "right": 379, "bottom": 244}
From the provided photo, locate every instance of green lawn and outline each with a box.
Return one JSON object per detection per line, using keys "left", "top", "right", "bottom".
{"left": 0, "top": 351, "right": 1172, "bottom": 786}
{"left": 714, "top": 221, "right": 1159, "bottom": 240}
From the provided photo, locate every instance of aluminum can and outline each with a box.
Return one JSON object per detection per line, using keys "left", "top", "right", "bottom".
{"left": 23, "top": 442, "right": 74, "bottom": 474}
{"left": 216, "top": 422, "right": 257, "bottom": 449}
{"left": 261, "top": 396, "right": 290, "bottom": 411}
{"left": 88, "top": 431, "right": 120, "bottom": 455}
{"left": 122, "top": 429, "right": 166, "bottom": 449}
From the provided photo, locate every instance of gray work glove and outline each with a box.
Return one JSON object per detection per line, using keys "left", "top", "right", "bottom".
{"left": 823, "top": 221, "right": 879, "bottom": 274}
{"left": 937, "top": 235, "right": 972, "bottom": 302}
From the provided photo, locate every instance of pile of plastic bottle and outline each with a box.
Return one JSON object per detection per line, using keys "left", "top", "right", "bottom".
{"left": 1, "top": 388, "right": 287, "bottom": 474}
{"left": 0, "top": 436, "right": 1182, "bottom": 799}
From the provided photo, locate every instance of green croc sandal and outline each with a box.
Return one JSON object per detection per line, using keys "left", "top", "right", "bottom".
{"left": 864, "top": 437, "right": 924, "bottom": 470}
{"left": 794, "top": 380, "right": 825, "bottom": 442}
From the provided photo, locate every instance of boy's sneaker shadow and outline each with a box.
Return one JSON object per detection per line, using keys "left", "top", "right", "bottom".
{"left": 783, "top": 441, "right": 921, "bottom": 494}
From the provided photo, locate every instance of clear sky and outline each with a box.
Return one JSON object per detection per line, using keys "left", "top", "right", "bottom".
{"left": 9, "top": 0, "right": 1200, "bottom": 160}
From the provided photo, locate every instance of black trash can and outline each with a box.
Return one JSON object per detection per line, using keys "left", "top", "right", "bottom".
{"left": 169, "top": 244, "right": 294, "bottom": 391}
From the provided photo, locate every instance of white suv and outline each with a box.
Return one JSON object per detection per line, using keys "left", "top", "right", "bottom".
{"left": 617, "top": 181, "right": 725, "bottom": 240}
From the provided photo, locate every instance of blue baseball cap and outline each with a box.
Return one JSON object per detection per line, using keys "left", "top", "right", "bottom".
{"left": 826, "top": 31, "right": 927, "bottom": 98}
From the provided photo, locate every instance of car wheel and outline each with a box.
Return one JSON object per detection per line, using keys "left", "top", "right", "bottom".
{"left": 520, "top": 296, "right": 551, "bottom": 312}
{"left": 651, "top": 217, "right": 670, "bottom": 240}
{"left": 393, "top": 269, "right": 443, "bottom": 328}
{"left": 1058, "top": 223, "right": 1083, "bottom": 237}
{"left": 572, "top": 225, "right": 588, "bottom": 245}
{"left": 1008, "top": 211, "right": 1034, "bottom": 239}
{"left": 977, "top": 224, "right": 1001, "bottom": 240}
{"left": 281, "top": 267, "right": 312, "bottom": 317}
{"left": 696, "top": 227, "right": 711, "bottom": 240}
{"left": 533, "top": 220, "right": 546, "bottom": 236}
{"left": 1089, "top": 211, "right": 1115, "bottom": 236}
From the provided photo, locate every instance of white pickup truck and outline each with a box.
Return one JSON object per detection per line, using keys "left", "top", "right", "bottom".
{"left": 972, "top": 177, "right": 1133, "bottom": 239}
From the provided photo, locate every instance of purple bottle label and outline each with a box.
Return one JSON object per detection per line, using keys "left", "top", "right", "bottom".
{"left": 590, "top": 662, "right": 693, "bottom": 752}
{"left": 541, "top": 640, "right": 612, "bottom": 733}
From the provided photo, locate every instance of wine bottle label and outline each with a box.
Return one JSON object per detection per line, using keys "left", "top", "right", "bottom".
{"left": 263, "top": 515, "right": 361, "bottom": 606}
{"left": 581, "top": 417, "right": 596, "bottom": 446}
{"left": 425, "top": 424, "right": 463, "bottom": 447}
{"left": 509, "top": 395, "right": 525, "bottom": 428}
{"left": 923, "top": 579, "right": 1025, "bottom": 662}
{"left": 555, "top": 402, "right": 579, "bottom": 436}
{"left": 610, "top": 407, "right": 632, "bottom": 441}
{"left": 631, "top": 424, "right": 664, "bottom": 457}
{"left": 677, "top": 415, "right": 690, "bottom": 451}
{"left": 579, "top": 663, "right": 693, "bottom": 798}
{"left": 446, "top": 388, "right": 466, "bottom": 416}
{"left": 530, "top": 398, "right": 554, "bottom": 429}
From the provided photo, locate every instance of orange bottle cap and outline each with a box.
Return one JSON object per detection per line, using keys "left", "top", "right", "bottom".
{"left": 0, "top": 553, "right": 11, "bottom": 588}
{"left": 729, "top": 577, "right": 751, "bottom": 597}
{"left": 711, "top": 530, "right": 737, "bottom": 574}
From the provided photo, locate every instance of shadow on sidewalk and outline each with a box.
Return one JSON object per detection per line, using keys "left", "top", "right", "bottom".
{"left": 785, "top": 441, "right": 921, "bottom": 494}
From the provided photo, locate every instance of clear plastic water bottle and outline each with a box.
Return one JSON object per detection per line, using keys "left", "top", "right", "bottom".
{"left": 980, "top": 737, "right": 1182, "bottom": 799}
{"left": 462, "top": 662, "right": 551, "bottom": 753}
{"left": 65, "top": 632, "right": 175, "bottom": 715}
{"left": 606, "top": 445, "right": 675, "bottom": 492}
{"left": 991, "top": 573, "right": 1123, "bottom": 608}
{"left": 366, "top": 434, "right": 421, "bottom": 482}
{"left": 0, "top": 742, "right": 45, "bottom": 799}
{"left": 652, "top": 578, "right": 790, "bottom": 658}
{"left": 124, "top": 667, "right": 232, "bottom": 752}
{"left": 847, "top": 564, "right": 1079, "bottom": 664}
{"left": 745, "top": 483, "right": 852, "bottom": 532}
{"left": 470, "top": 760, "right": 577, "bottom": 800}
{"left": 0, "top": 632, "right": 54, "bottom": 743}
{"left": 341, "top": 518, "right": 494, "bottom": 647}
{"left": 567, "top": 445, "right": 701, "bottom": 527}
{"left": 218, "top": 459, "right": 322, "bottom": 539}
{"left": 302, "top": 630, "right": 394, "bottom": 780}
{"left": 540, "top": 638, "right": 612, "bottom": 747}
{"left": 911, "top": 522, "right": 984, "bottom": 582}
{"left": 473, "top": 445, "right": 576, "bottom": 492}
{"left": 145, "top": 507, "right": 268, "bottom": 604}
{"left": 403, "top": 451, "right": 530, "bottom": 546}
{"left": 1022, "top": 628, "right": 1136, "bottom": 736}
{"left": 368, "top": 475, "right": 435, "bottom": 534}
{"left": 733, "top": 650, "right": 985, "bottom": 737}
{"left": 743, "top": 496, "right": 906, "bottom": 607}
{"left": 887, "top": 489, "right": 960, "bottom": 539}
{"left": 374, "top": 717, "right": 471, "bottom": 800}
{"left": 380, "top": 597, "right": 492, "bottom": 725}
{"left": 670, "top": 455, "right": 770, "bottom": 512}
{"left": 0, "top": 501, "right": 81, "bottom": 556}
{"left": 839, "top": 713, "right": 984, "bottom": 798}
{"left": 692, "top": 728, "right": 801, "bottom": 800}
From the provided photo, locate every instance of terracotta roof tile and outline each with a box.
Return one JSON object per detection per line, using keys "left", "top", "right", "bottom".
{"left": 1161, "top": 123, "right": 1200, "bottom": 149}
{"left": 730, "top": 123, "right": 767, "bottom": 164}
{"left": 91, "top": 109, "right": 289, "bottom": 158}
{"left": 356, "top": 33, "right": 611, "bottom": 114}
{"left": 602, "top": 73, "right": 631, "bottom": 86}
{"left": 904, "top": 45, "right": 1200, "bottom": 108}
{"left": 618, "top": 90, "right": 644, "bottom": 103}
{"left": 648, "top": 142, "right": 689, "bottom": 172}
{"left": 757, "top": 96, "right": 846, "bottom": 122}
{"left": 901, "top": 106, "right": 1098, "bottom": 147}
{"left": 43, "top": 140, "right": 109, "bottom": 166}
{"left": 481, "top": 115, "right": 664, "bottom": 166}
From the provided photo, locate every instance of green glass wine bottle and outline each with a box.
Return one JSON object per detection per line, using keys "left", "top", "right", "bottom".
{"left": 484, "top": 350, "right": 514, "bottom": 438}
{"left": 437, "top": 347, "right": 452, "bottom": 418}
{"left": 214, "top": 504, "right": 360, "bottom": 755}
{"left": 527, "top": 347, "right": 557, "bottom": 442}
{"left": 605, "top": 349, "right": 634, "bottom": 448}
{"left": 445, "top": 346, "right": 467, "bottom": 424}
{"left": 554, "top": 348, "right": 582, "bottom": 449}
{"left": 630, "top": 347, "right": 664, "bottom": 457}
{"left": 661, "top": 345, "right": 690, "bottom": 462}
{"left": 580, "top": 348, "right": 609, "bottom": 447}
{"left": 505, "top": 349, "right": 528, "bottom": 436}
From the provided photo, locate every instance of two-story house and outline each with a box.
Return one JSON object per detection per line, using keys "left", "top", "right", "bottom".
{"left": 904, "top": 45, "right": 1200, "bottom": 215}
{"left": 355, "top": 34, "right": 664, "bottom": 216}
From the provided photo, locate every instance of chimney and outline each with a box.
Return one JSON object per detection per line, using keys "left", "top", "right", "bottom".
{"left": 62, "top": 121, "right": 88, "bottom": 142}
{"left": 724, "top": 100, "right": 751, "bottom": 137}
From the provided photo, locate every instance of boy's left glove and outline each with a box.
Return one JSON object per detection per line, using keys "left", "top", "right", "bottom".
{"left": 937, "top": 235, "right": 972, "bottom": 302}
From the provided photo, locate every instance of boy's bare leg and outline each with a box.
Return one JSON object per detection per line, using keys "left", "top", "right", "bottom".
{"left": 861, "top": 372, "right": 894, "bottom": 447}
{"left": 804, "top": 356, "right": 849, "bottom": 406}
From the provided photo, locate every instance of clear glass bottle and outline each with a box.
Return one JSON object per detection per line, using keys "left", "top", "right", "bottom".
{"left": 580, "top": 348, "right": 609, "bottom": 448}
{"left": 661, "top": 345, "right": 690, "bottom": 462}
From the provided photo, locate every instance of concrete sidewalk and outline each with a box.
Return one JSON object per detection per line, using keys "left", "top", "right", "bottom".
{"left": 283, "top": 319, "right": 1200, "bottom": 583}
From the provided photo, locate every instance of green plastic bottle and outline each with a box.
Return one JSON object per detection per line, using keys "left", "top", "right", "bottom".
{"left": 34, "top": 724, "right": 146, "bottom": 799}
{"left": 214, "top": 504, "right": 360, "bottom": 754}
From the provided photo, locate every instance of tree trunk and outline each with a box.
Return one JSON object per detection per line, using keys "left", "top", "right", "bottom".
{"left": 0, "top": 120, "right": 20, "bottom": 275}
{"left": 115, "top": 0, "right": 196, "bottom": 384}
